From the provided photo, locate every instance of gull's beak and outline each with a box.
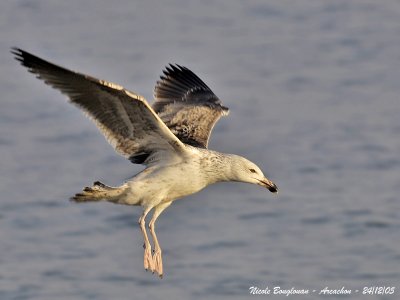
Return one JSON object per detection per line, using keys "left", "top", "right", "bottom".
{"left": 258, "top": 178, "right": 278, "bottom": 193}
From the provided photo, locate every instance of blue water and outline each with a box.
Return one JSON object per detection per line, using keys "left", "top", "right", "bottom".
{"left": 1, "top": 1, "right": 399, "bottom": 299}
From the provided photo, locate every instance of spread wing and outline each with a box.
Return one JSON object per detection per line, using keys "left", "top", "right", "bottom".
{"left": 153, "top": 64, "right": 229, "bottom": 148}
{"left": 12, "top": 48, "right": 187, "bottom": 165}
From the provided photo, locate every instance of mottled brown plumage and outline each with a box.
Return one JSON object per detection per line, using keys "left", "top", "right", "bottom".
{"left": 11, "top": 48, "right": 186, "bottom": 165}
{"left": 153, "top": 64, "right": 229, "bottom": 148}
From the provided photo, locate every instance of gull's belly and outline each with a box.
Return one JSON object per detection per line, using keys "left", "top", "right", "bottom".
{"left": 155, "top": 165, "right": 208, "bottom": 200}
{"left": 127, "top": 163, "right": 208, "bottom": 205}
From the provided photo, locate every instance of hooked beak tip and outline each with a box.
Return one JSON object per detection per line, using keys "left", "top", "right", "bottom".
{"left": 268, "top": 184, "right": 278, "bottom": 194}
{"left": 258, "top": 179, "right": 278, "bottom": 194}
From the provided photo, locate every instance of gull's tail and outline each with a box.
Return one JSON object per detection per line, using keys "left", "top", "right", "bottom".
{"left": 71, "top": 181, "right": 127, "bottom": 203}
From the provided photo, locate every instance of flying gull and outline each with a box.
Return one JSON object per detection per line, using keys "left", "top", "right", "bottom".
{"left": 12, "top": 48, "right": 278, "bottom": 278}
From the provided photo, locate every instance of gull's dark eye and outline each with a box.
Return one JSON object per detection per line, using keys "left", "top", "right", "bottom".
{"left": 249, "top": 168, "right": 257, "bottom": 173}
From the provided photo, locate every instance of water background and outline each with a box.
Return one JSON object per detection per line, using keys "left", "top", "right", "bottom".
{"left": 1, "top": 1, "right": 399, "bottom": 299}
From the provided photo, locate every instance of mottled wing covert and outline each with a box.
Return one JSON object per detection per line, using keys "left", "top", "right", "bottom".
{"left": 153, "top": 64, "right": 229, "bottom": 148}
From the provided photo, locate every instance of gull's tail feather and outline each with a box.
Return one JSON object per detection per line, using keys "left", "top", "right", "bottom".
{"left": 71, "top": 181, "right": 127, "bottom": 203}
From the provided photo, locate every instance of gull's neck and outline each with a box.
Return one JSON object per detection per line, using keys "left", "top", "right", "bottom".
{"left": 196, "top": 148, "right": 237, "bottom": 184}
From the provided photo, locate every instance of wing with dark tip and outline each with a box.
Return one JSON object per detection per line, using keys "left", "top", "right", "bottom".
{"left": 153, "top": 64, "right": 229, "bottom": 148}
{"left": 12, "top": 48, "right": 187, "bottom": 165}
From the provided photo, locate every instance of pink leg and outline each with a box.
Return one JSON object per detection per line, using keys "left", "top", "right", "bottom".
{"left": 149, "top": 202, "right": 171, "bottom": 278}
{"left": 139, "top": 206, "right": 154, "bottom": 272}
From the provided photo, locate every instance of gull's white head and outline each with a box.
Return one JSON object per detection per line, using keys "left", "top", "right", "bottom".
{"left": 229, "top": 155, "right": 278, "bottom": 193}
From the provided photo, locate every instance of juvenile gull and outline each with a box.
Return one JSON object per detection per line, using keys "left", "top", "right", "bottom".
{"left": 12, "top": 48, "right": 278, "bottom": 278}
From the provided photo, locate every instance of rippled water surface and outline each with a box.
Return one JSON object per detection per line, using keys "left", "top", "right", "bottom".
{"left": 1, "top": 1, "right": 400, "bottom": 299}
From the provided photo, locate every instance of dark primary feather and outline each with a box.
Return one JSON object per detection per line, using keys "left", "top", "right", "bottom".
{"left": 11, "top": 48, "right": 186, "bottom": 165}
{"left": 153, "top": 64, "right": 229, "bottom": 148}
